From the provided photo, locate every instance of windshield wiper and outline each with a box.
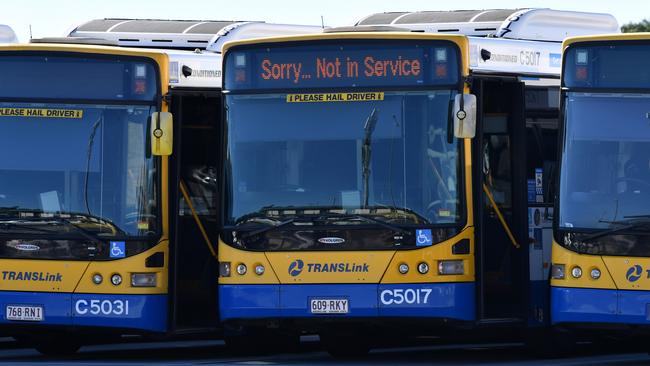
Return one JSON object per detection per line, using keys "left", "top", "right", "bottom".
{"left": 239, "top": 218, "right": 297, "bottom": 240}
{"left": 56, "top": 217, "right": 105, "bottom": 246}
{"left": 579, "top": 217, "right": 650, "bottom": 243}
{"left": 0, "top": 220, "right": 58, "bottom": 234}
{"left": 624, "top": 214, "right": 650, "bottom": 219}
{"left": 323, "top": 212, "right": 411, "bottom": 236}
{"left": 361, "top": 108, "right": 379, "bottom": 208}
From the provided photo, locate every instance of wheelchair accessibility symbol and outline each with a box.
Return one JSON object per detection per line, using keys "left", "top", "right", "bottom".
{"left": 416, "top": 229, "right": 433, "bottom": 247}
{"left": 109, "top": 241, "right": 126, "bottom": 258}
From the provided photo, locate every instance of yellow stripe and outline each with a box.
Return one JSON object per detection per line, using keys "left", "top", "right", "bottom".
{"left": 0, "top": 108, "right": 83, "bottom": 118}
{"left": 179, "top": 180, "right": 217, "bottom": 259}
{"left": 482, "top": 183, "right": 520, "bottom": 249}
{"left": 286, "top": 92, "right": 384, "bottom": 103}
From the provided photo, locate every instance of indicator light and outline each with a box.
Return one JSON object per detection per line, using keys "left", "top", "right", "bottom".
{"left": 417, "top": 262, "right": 429, "bottom": 274}
{"left": 571, "top": 266, "right": 583, "bottom": 279}
{"left": 236, "top": 263, "right": 247, "bottom": 275}
{"left": 438, "top": 260, "right": 464, "bottom": 275}
{"left": 398, "top": 263, "right": 409, "bottom": 274}
{"left": 111, "top": 273, "right": 123, "bottom": 286}
{"left": 551, "top": 264, "right": 565, "bottom": 279}
{"left": 255, "top": 265, "right": 265, "bottom": 276}
{"left": 131, "top": 273, "right": 157, "bottom": 287}
{"left": 590, "top": 268, "right": 601, "bottom": 280}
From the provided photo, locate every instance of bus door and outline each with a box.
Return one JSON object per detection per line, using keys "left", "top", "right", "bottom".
{"left": 169, "top": 91, "right": 221, "bottom": 331}
{"left": 473, "top": 77, "right": 529, "bottom": 321}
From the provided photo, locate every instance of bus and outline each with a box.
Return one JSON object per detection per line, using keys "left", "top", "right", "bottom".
{"left": 551, "top": 33, "right": 650, "bottom": 333}
{"left": 217, "top": 9, "right": 618, "bottom": 355}
{"left": 0, "top": 19, "right": 318, "bottom": 355}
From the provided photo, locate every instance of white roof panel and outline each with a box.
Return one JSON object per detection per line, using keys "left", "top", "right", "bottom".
{"left": 469, "top": 37, "right": 562, "bottom": 77}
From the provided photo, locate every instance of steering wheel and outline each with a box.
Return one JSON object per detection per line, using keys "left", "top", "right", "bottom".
{"left": 124, "top": 213, "right": 156, "bottom": 225}
{"left": 616, "top": 177, "right": 650, "bottom": 189}
{"left": 425, "top": 200, "right": 443, "bottom": 221}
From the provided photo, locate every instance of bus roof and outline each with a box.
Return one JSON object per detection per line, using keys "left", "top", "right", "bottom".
{"left": 562, "top": 32, "right": 650, "bottom": 49}
{"left": 0, "top": 25, "right": 18, "bottom": 43}
{"left": 69, "top": 19, "right": 321, "bottom": 52}
{"left": 356, "top": 9, "right": 619, "bottom": 42}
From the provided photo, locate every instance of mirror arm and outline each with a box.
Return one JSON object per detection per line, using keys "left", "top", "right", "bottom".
{"left": 446, "top": 98, "right": 454, "bottom": 144}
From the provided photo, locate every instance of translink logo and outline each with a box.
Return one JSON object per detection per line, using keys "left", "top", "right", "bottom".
{"left": 626, "top": 265, "right": 646, "bottom": 282}
{"left": 288, "top": 259, "right": 369, "bottom": 277}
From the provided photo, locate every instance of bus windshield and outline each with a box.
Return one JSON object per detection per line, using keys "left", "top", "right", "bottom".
{"left": 559, "top": 93, "right": 650, "bottom": 230}
{"left": 0, "top": 102, "right": 158, "bottom": 237}
{"left": 224, "top": 90, "right": 462, "bottom": 248}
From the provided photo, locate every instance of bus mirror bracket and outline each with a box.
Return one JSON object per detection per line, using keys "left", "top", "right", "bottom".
{"left": 150, "top": 112, "right": 173, "bottom": 156}
{"left": 453, "top": 93, "right": 477, "bottom": 139}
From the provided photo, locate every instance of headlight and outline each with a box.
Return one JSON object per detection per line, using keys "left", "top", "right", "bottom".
{"left": 92, "top": 273, "right": 103, "bottom": 285}
{"left": 255, "top": 265, "right": 265, "bottom": 276}
{"left": 551, "top": 264, "right": 565, "bottom": 279}
{"left": 590, "top": 268, "right": 601, "bottom": 280}
{"left": 417, "top": 262, "right": 429, "bottom": 274}
{"left": 131, "top": 273, "right": 157, "bottom": 287}
{"left": 110, "top": 273, "right": 122, "bottom": 286}
{"left": 236, "top": 263, "right": 247, "bottom": 275}
{"left": 219, "top": 262, "right": 231, "bottom": 277}
{"left": 438, "top": 260, "right": 464, "bottom": 275}
{"left": 571, "top": 266, "right": 582, "bottom": 279}
{"left": 398, "top": 263, "right": 409, "bottom": 274}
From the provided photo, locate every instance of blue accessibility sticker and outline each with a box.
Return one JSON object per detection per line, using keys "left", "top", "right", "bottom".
{"left": 415, "top": 229, "right": 433, "bottom": 247}
{"left": 109, "top": 241, "right": 126, "bottom": 258}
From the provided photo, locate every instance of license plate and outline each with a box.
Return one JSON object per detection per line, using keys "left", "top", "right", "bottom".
{"left": 6, "top": 305, "right": 43, "bottom": 321}
{"left": 310, "top": 298, "right": 349, "bottom": 314}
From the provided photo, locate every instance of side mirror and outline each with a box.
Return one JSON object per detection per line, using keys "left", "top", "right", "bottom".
{"left": 150, "top": 112, "right": 173, "bottom": 156}
{"left": 453, "top": 94, "right": 477, "bottom": 139}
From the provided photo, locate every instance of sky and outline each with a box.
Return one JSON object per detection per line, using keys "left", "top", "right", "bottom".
{"left": 2, "top": 0, "right": 646, "bottom": 42}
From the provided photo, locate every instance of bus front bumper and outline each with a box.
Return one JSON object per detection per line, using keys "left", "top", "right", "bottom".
{"left": 552, "top": 286, "right": 650, "bottom": 325}
{"left": 0, "top": 291, "right": 167, "bottom": 332}
{"left": 219, "top": 283, "right": 474, "bottom": 321}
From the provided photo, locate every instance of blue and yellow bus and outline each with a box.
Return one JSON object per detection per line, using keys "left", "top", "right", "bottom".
{"left": 0, "top": 39, "right": 227, "bottom": 354}
{"left": 218, "top": 9, "right": 620, "bottom": 355}
{"left": 218, "top": 32, "right": 475, "bottom": 354}
{"left": 552, "top": 33, "right": 650, "bottom": 331}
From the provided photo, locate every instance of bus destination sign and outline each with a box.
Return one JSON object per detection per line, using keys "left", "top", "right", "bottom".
{"left": 225, "top": 41, "right": 460, "bottom": 90}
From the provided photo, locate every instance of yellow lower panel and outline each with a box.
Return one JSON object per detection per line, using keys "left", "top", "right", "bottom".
{"left": 75, "top": 241, "right": 169, "bottom": 294}
{"left": 381, "top": 227, "right": 474, "bottom": 284}
{"left": 218, "top": 240, "right": 280, "bottom": 285}
{"left": 602, "top": 256, "right": 650, "bottom": 290}
{"left": 550, "top": 241, "right": 616, "bottom": 289}
{"left": 0, "top": 260, "right": 89, "bottom": 292}
{"left": 266, "top": 251, "right": 395, "bottom": 284}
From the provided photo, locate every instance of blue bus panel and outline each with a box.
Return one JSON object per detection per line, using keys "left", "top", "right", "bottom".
{"left": 219, "top": 283, "right": 474, "bottom": 321}
{"left": 0, "top": 291, "right": 167, "bottom": 332}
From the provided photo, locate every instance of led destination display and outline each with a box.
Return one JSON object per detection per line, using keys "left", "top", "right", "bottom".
{"left": 225, "top": 40, "right": 460, "bottom": 90}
